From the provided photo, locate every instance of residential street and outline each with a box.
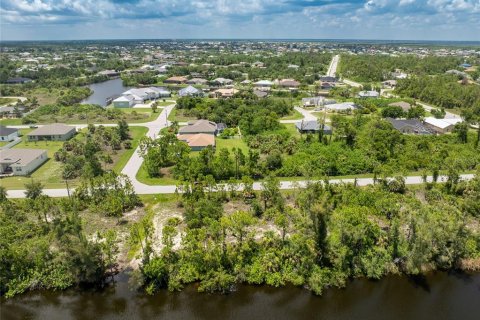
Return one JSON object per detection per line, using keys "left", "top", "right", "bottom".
{"left": 327, "top": 54, "right": 340, "bottom": 77}
{"left": 5, "top": 174, "right": 475, "bottom": 198}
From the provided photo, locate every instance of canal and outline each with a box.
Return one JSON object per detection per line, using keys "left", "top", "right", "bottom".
{"left": 1, "top": 272, "right": 479, "bottom": 320}
{"left": 81, "top": 78, "right": 131, "bottom": 106}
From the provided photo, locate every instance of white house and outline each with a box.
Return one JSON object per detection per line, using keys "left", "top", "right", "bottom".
{"left": 179, "top": 85, "right": 203, "bottom": 97}
{"left": 325, "top": 102, "right": 358, "bottom": 112}
{"left": 0, "top": 149, "right": 48, "bottom": 176}
{"left": 423, "top": 117, "right": 463, "bottom": 134}
{"left": 254, "top": 80, "right": 274, "bottom": 88}
{"left": 358, "top": 91, "right": 379, "bottom": 98}
{"left": 113, "top": 95, "right": 135, "bottom": 108}
{"left": 0, "top": 126, "right": 19, "bottom": 142}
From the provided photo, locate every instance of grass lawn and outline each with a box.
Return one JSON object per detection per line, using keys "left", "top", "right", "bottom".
{"left": 1, "top": 131, "right": 69, "bottom": 189}
{"left": 282, "top": 123, "right": 301, "bottom": 137}
{"left": 167, "top": 108, "right": 196, "bottom": 122}
{"left": 215, "top": 137, "right": 249, "bottom": 153}
{"left": 0, "top": 141, "right": 11, "bottom": 147}
{"left": 0, "top": 97, "right": 17, "bottom": 106}
{"left": 112, "top": 126, "right": 148, "bottom": 173}
{"left": 136, "top": 163, "right": 178, "bottom": 186}
{"left": 280, "top": 109, "right": 303, "bottom": 120}
{"left": 0, "top": 118, "right": 23, "bottom": 125}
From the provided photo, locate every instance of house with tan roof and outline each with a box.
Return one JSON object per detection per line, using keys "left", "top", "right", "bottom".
{"left": 211, "top": 88, "right": 238, "bottom": 99}
{"left": 177, "top": 134, "right": 215, "bottom": 151}
{"left": 278, "top": 79, "right": 300, "bottom": 88}
{"left": 164, "top": 76, "right": 188, "bottom": 84}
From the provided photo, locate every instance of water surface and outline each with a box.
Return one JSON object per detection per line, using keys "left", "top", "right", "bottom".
{"left": 1, "top": 272, "right": 479, "bottom": 320}
{"left": 81, "top": 78, "right": 131, "bottom": 106}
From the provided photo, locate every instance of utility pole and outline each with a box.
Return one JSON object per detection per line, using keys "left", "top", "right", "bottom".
{"left": 65, "top": 179, "right": 71, "bottom": 199}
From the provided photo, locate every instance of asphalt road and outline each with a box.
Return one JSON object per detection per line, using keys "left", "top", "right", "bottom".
{"left": 5, "top": 174, "right": 475, "bottom": 198}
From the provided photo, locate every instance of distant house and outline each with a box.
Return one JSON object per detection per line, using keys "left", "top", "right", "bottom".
{"left": 0, "top": 126, "right": 19, "bottom": 142}
{"left": 295, "top": 120, "right": 332, "bottom": 134}
{"left": 177, "top": 134, "right": 215, "bottom": 151}
{"left": 388, "top": 101, "right": 411, "bottom": 112}
{"left": 27, "top": 124, "right": 76, "bottom": 141}
{"left": 278, "top": 79, "right": 300, "bottom": 88}
{"left": 382, "top": 80, "right": 397, "bottom": 88}
{"left": 460, "top": 63, "right": 472, "bottom": 68}
{"left": 325, "top": 102, "right": 358, "bottom": 112}
{"left": 302, "top": 96, "right": 325, "bottom": 107}
{"left": 211, "top": 88, "right": 238, "bottom": 99}
{"left": 446, "top": 70, "right": 468, "bottom": 78}
{"left": 288, "top": 64, "right": 299, "bottom": 69}
{"left": 386, "top": 118, "right": 431, "bottom": 135}
{"left": 113, "top": 95, "right": 135, "bottom": 108}
{"left": 6, "top": 77, "right": 32, "bottom": 84}
{"left": 319, "top": 76, "right": 337, "bottom": 83}
{"left": 0, "top": 149, "right": 47, "bottom": 176}
{"left": 164, "top": 76, "right": 188, "bottom": 84}
{"left": 178, "top": 85, "right": 203, "bottom": 97}
{"left": 178, "top": 120, "right": 217, "bottom": 135}
{"left": 252, "top": 61, "right": 265, "bottom": 68}
{"left": 321, "top": 82, "right": 334, "bottom": 90}
{"left": 0, "top": 106, "right": 25, "bottom": 118}
{"left": 97, "top": 70, "right": 120, "bottom": 77}
{"left": 210, "top": 78, "right": 234, "bottom": 86}
{"left": 254, "top": 80, "right": 274, "bottom": 88}
{"left": 186, "top": 78, "right": 208, "bottom": 85}
{"left": 358, "top": 91, "right": 379, "bottom": 99}
{"left": 423, "top": 117, "right": 463, "bottom": 134}
{"left": 253, "top": 90, "right": 268, "bottom": 98}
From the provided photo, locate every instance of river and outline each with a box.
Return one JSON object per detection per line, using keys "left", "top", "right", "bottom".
{"left": 81, "top": 78, "right": 131, "bottom": 106}
{"left": 1, "top": 272, "right": 479, "bottom": 320}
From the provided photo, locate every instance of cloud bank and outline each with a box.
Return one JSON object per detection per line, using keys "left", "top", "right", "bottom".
{"left": 1, "top": 0, "right": 479, "bottom": 40}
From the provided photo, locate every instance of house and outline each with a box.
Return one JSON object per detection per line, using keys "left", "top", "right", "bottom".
{"left": 386, "top": 118, "right": 431, "bottom": 135}
{"left": 253, "top": 90, "right": 268, "bottom": 98}
{"left": 178, "top": 85, "right": 203, "bottom": 97}
{"left": 252, "top": 61, "right": 265, "bottom": 68}
{"left": 358, "top": 91, "right": 379, "bottom": 98}
{"left": 177, "top": 134, "right": 215, "bottom": 151}
{"left": 278, "top": 79, "right": 300, "bottom": 88}
{"left": 302, "top": 96, "right": 325, "bottom": 107}
{"left": 97, "top": 70, "right": 120, "bottom": 77}
{"left": 382, "top": 80, "right": 397, "bottom": 88}
{"left": 388, "top": 101, "right": 411, "bottom": 112}
{"left": 164, "top": 76, "right": 188, "bottom": 84}
{"left": 0, "top": 106, "right": 25, "bottom": 118}
{"left": 319, "top": 76, "right": 337, "bottom": 83}
{"left": 216, "top": 123, "right": 227, "bottom": 133}
{"left": 0, "top": 149, "right": 47, "bottom": 176}
{"left": 6, "top": 77, "right": 32, "bottom": 84}
{"left": 0, "top": 126, "right": 19, "bottom": 142}
{"left": 288, "top": 64, "right": 299, "bottom": 69}
{"left": 178, "top": 120, "right": 217, "bottom": 135}
{"left": 423, "top": 117, "right": 463, "bottom": 134}
{"left": 211, "top": 78, "right": 234, "bottom": 86}
{"left": 186, "top": 78, "right": 208, "bottom": 85}
{"left": 325, "top": 102, "right": 358, "bottom": 112}
{"left": 321, "top": 82, "right": 334, "bottom": 90}
{"left": 254, "top": 80, "right": 274, "bottom": 88}
{"left": 211, "top": 88, "right": 238, "bottom": 99}
{"left": 241, "top": 79, "right": 252, "bottom": 85}
{"left": 295, "top": 120, "right": 332, "bottom": 134}
{"left": 27, "top": 124, "right": 76, "bottom": 141}
{"left": 113, "top": 95, "right": 135, "bottom": 108}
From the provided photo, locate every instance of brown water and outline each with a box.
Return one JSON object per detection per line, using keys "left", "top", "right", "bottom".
{"left": 2, "top": 272, "right": 479, "bottom": 320}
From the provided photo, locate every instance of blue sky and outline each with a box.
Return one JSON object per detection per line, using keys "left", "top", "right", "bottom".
{"left": 1, "top": 0, "right": 479, "bottom": 41}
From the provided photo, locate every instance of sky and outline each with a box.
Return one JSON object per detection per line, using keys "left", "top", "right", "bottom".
{"left": 1, "top": 0, "right": 479, "bottom": 41}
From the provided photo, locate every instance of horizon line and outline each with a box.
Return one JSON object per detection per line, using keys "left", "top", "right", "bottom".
{"left": 1, "top": 37, "right": 480, "bottom": 44}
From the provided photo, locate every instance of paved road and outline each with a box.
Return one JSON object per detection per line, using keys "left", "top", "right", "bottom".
{"left": 279, "top": 106, "right": 319, "bottom": 124}
{"left": 342, "top": 78, "right": 363, "bottom": 88}
{"left": 327, "top": 54, "right": 340, "bottom": 77}
{"left": 5, "top": 174, "right": 475, "bottom": 198}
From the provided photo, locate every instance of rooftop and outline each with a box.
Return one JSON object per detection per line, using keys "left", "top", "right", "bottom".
{"left": 0, "top": 148, "right": 46, "bottom": 166}
{"left": 27, "top": 124, "right": 75, "bottom": 136}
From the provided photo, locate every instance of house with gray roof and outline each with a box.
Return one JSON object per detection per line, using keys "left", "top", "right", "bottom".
{"left": 0, "top": 126, "right": 19, "bottom": 142}
{"left": 0, "top": 149, "right": 47, "bottom": 175}
{"left": 27, "top": 124, "right": 76, "bottom": 141}
{"left": 295, "top": 120, "right": 332, "bottom": 134}
{"left": 358, "top": 91, "right": 379, "bottom": 98}
{"left": 178, "top": 85, "right": 203, "bottom": 97}
{"left": 386, "top": 118, "right": 432, "bottom": 135}
{"left": 178, "top": 120, "right": 217, "bottom": 135}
